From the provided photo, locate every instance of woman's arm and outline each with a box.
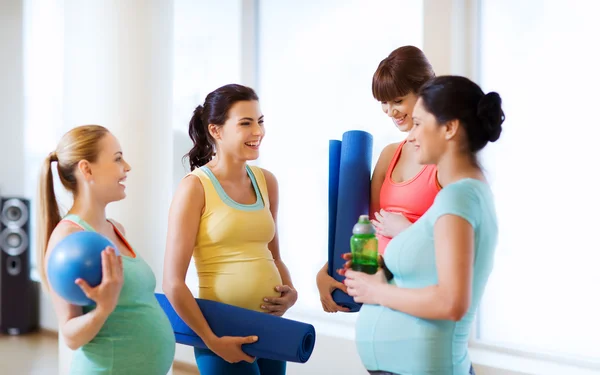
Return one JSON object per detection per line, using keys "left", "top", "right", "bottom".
{"left": 162, "top": 176, "right": 218, "bottom": 344}
{"left": 262, "top": 168, "right": 293, "bottom": 287}
{"left": 162, "top": 175, "right": 256, "bottom": 363}
{"left": 346, "top": 214, "right": 474, "bottom": 321}
{"left": 46, "top": 224, "right": 122, "bottom": 350}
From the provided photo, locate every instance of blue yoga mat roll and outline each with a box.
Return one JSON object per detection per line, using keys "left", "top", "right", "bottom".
{"left": 328, "top": 140, "right": 342, "bottom": 277}
{"left": 155, "top": 293, "right": 316, "bottom": 363}
{"left": 329, "top": 130, "right": 373, "bottom": 312}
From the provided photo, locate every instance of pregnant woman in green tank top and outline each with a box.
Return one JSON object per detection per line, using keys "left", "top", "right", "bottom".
{"left": 37, "top": 125, "right": 176, "bottom": 374}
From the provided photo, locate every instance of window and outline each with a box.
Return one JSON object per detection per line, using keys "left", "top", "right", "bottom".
{"left": 172, "top": 0, "right": 244, "bottom": 293}
{"left": 23, "top": 0, "right": 65, "bottom": 280}
{"left": 256, "top": 0, "right": 424, "bottom": 319}
{"left": 477, "top": 0, "right": 600, "bottom": 361}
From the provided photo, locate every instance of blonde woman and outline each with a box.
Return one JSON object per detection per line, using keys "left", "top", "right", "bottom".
{"left": 38, "top": 125, "right": 175, "bottom": 374}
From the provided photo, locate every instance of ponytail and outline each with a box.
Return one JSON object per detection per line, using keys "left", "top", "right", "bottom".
{"left": 185, "top": 105, "right": 214, "bottom": 170}
{"left": 35, "top": 125, "right": 109, "bottom": 289}
{"left": 36, "top": 152, "right": 62, "bottom": 289}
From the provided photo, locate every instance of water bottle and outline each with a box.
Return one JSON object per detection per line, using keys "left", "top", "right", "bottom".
{"left": 350, "top": 215, "right": 379, "bottom": 275}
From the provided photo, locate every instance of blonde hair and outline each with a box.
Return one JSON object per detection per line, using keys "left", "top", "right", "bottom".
{"left": 36, "top": 125, "right": 110, "bottom": 287}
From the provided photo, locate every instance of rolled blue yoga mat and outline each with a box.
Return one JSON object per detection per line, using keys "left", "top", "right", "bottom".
{"left": 328, "top": 130, "right": 373, "bottom": 312}
{"left": 155, "top": 293, "right": 316, "bottom": 363}
{"left": 327, "top": 140, "right": 342, "bottom": 277}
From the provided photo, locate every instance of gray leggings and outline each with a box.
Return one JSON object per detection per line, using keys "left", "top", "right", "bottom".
{"left": 369, "top": 365, "right": 476, "bottom": 375}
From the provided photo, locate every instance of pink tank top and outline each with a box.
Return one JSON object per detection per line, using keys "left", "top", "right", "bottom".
{"left": 377, "top": 141, "right": 440, "bottom": 253}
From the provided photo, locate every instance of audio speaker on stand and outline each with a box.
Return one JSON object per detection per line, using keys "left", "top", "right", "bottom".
{"left": 0, "top": 197, "right": 39, "bottom": 335}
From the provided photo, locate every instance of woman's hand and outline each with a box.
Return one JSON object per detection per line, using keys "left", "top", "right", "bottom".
{"left": 75, "top": 247, "right": 123, "bottom": 315}
{"left": 207, "top": 335, "right": 258, "bottom": 363}
{"left": 261, "top": 285, "right": 298, "bottom": 316}
{"left": 316, "top": 266, "right": 350, "bottom": 313}
{"left": 372, "top": 209, "right": 411, "bottom": 238}
{"left": 344, "top": 268, "right": 388, "bottom": 305}
{"left": 336, "top": 252, "right": 353, "bottom": 277}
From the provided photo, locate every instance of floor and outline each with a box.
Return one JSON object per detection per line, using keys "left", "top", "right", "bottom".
{"left": 0, "top": 331, "right": 198, "bottom": 375}
{"left": 0, "top": 331, "right": 531, "bottom": 375}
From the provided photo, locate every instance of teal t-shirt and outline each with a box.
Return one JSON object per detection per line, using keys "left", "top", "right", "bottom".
{"left": 65, "top": 215, "right": 176, "bottom": 375}
{"left": 355, "top": 179, "right": 498, "bottom": 375}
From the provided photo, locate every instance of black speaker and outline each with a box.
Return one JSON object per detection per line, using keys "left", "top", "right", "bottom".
{"left": 0, "top": 197, "right": 39, "bottom": 335}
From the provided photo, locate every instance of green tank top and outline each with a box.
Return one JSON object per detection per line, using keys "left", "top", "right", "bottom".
{"left": 63, "top": 214, "right": 175, "bottom": 375}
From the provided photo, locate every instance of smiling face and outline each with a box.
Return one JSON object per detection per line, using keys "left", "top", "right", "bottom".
{"left": 82, "top": 132, "right": 131, "bottom": 203}
{"left": 407, "top": 97, "right": 449, "bottom": 165}
{"left": 210, "top": 100, "right": 265, "bottom": 162}
{"left": 380, "top": 92, "right": 419, "bottom": 132}
{"left": 372, "top": 46, "right": 436, "bottom": 134}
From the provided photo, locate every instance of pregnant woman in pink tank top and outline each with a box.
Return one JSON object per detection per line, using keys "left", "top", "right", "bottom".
{"left": 316, "top": 46, "right": 440, "bottom": 313}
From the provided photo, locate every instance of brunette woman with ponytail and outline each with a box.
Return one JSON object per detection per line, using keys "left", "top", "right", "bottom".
{"left": 163, "top": 84, "right": 296, "bottom": 375}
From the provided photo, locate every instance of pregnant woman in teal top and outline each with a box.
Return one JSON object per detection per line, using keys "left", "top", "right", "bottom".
{"left": 37, "top": 125, "right": 176, "bottom": 374}
{"left": 343, "top": 76, "right": 504, "bottom": 375}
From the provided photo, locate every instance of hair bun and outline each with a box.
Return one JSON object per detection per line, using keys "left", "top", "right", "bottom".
{"left": 477, "top": 92, "right": 504, "bottom": 142}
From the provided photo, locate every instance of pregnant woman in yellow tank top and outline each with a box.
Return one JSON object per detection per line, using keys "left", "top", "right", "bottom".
{"left": 163, "top": 84, "right": 297, "bottom": 375}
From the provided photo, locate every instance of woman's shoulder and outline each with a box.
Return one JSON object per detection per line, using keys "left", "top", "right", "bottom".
{"left": 106, "top": 219, "right": 126, "bottom": 235}
{"left": 171, "top": 172, "right": 206, "bottom": 210}
{"left": 374, "top": 142, "right": 402, "bottom": 171}
{"left": 380, "top": 141, "right": 402, "bottom": 159}
{"left": 249, "top": 166, "right": 277, "bottom": 199}
{"left": 437, "top": 178, "right": 486, "bottom": 200}
{"left": 431, "top": 178, "right": 493, "bottom": 224}
{"left": 252, "top": 166, "right": 276, "bottom": 184}
{"left": 46, "top": 221, "right": 84, "bottom": 258}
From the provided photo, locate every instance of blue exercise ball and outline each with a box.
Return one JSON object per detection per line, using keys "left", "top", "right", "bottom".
{"left": 47, "top": 231, "right": 119, "bottom": 306}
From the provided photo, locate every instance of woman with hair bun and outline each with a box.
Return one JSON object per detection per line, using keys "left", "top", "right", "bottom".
{"left": 343, "top": 75, "right": 505, "bottom": 375}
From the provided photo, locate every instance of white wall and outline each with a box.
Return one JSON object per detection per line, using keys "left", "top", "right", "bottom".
{"left": 0, "top": 0, "right": 25, "bottom": 197}
{"left": 6, "top": 2, "right": 597, "bottom": 375}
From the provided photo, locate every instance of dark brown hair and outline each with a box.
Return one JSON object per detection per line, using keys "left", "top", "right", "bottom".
{"left": 418, "top": 75, "right": 504, "bottom": 154}
{"left": 185, "top": 84, "right": 259, "bottom": 170}
{"left": 372, "top": 45, "right": 435, "bottom": 101}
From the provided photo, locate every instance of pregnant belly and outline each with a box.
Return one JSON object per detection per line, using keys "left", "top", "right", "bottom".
{"left": 79, "top": 305, "right": 176, "bottom": 374}
{"left": 356, "top": 305, "right": 457, "bottom": 372}
{"left": 198, "top": 259, "right": 283, "bottom": 311}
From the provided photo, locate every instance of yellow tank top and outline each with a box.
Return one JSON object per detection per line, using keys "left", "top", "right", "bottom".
{"left": 189, "top": 165, "right": 282, "bottom": 312}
